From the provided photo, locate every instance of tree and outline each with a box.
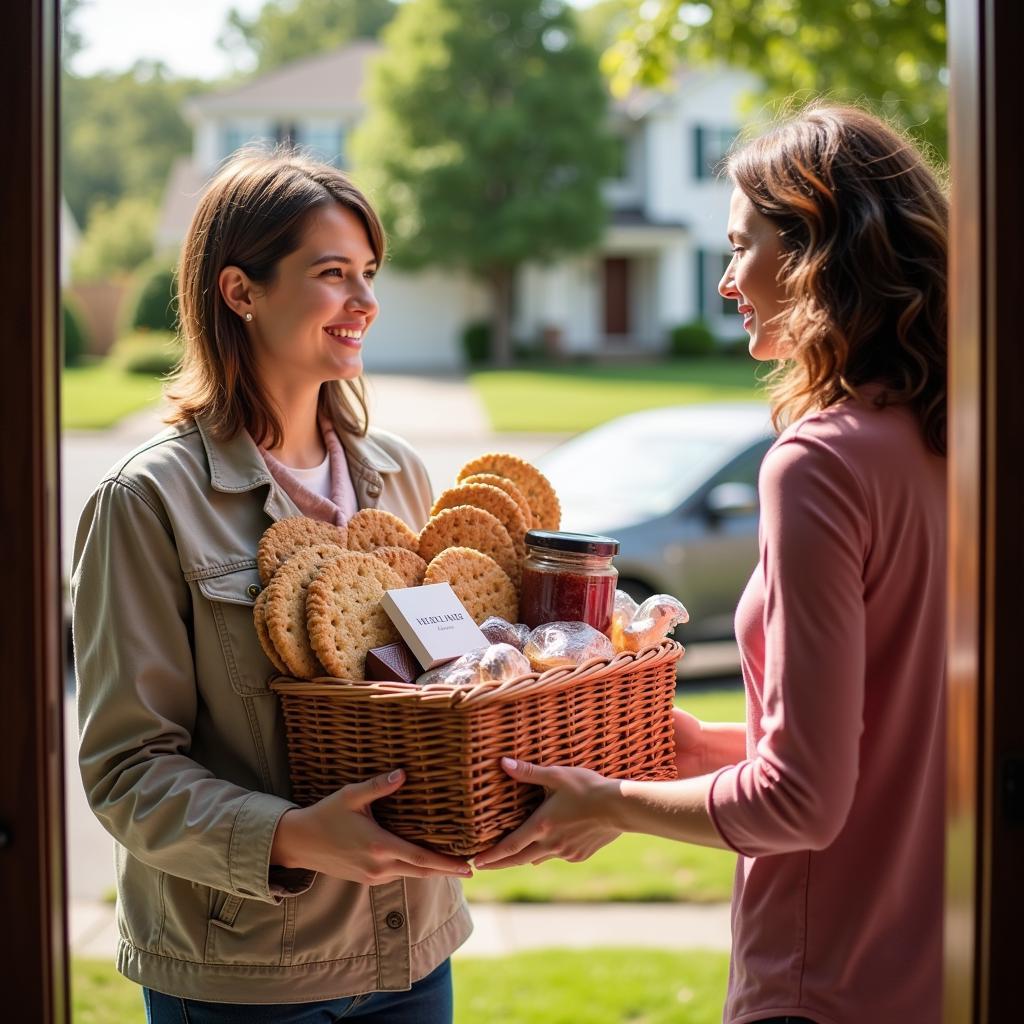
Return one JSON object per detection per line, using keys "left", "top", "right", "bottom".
{"left": 219, "top": 0, "right": 397, "bottom": 73}
{"left": 62, "top": 62, "right": 203, "bottom": 227}
{"left": 603, "top": 0, "right": 948, "bottom": 157}
{"left": 351, "top": 0, "right": 616, "bottom": 366}
{"left": 71, "top": 195, "right": 158, "bottom": 281}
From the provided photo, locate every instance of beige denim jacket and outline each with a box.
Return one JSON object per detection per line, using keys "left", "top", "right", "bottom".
{"left": 71, "top": 415, "right": 472, "bottom": 1004}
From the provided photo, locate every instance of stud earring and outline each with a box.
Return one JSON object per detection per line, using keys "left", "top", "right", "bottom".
{"left": 245, "top": 312, "right": 253, "bottom": 322}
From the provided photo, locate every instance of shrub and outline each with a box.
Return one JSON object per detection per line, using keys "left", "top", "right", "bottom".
{"left": 62, "top": 295, "right": 90, "bottom": 367}
{"left": 668, "top": 320, "right": 717, "bottom": 358}
{"left": 71, "top": 195, "right": 158, "bottom": 282}
{"left": 461, "top": 320, "right": 491, "bottom": 364}
{"left": 720, "top": 336, "right": 752, "bottom": 358}
{"left": 125, "top": 259, "right": 178, "bottom": 333}
{"left": 110, "top": 330, "right": 181, "bottom": 377}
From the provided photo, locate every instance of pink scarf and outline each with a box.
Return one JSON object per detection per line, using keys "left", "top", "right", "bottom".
{"left": 259, "top": 416, "right": 359, "bottom": 527}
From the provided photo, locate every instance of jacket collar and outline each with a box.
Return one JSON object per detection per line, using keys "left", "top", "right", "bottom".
{"left": 195, "top": 414, "right": 401, "bottom": 519}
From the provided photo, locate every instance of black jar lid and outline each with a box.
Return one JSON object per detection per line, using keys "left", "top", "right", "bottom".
{"left": 525, "top": 530, "right": 620, "bottom": 556}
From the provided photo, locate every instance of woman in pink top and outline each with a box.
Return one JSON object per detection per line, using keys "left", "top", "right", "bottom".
{"left": 475, "top": 105, "right": 948, "bottom": 1024}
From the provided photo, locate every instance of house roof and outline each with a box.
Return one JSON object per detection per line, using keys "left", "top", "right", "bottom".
{"left": 155, "top": 157, "right": 211, "bottom": 251}
{"left": 185, "top": 41, "right": 380, "bottom": 118}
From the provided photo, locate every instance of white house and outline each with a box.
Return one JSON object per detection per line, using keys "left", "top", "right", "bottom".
{"left": 157, "top": 42, "right": 752, "bottom": 370}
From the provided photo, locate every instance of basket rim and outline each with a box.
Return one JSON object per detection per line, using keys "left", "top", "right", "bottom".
{"left": 269, "top": 638, "right": 683, "bottom": 707}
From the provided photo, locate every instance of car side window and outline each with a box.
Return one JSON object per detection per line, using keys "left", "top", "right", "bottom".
{"left": 713, "top": 440, "right": 771, "bottom": 491}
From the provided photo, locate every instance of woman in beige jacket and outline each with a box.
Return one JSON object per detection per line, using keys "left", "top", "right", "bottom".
{"left": 71, "top": 151, "right": 473, "bottom": 1022}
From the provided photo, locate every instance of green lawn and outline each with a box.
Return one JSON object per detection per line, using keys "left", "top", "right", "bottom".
{"left": 62, "top": 362, "right": 163, "bottom": 430}
{"left": 471, "top": 359, "right": 765, "bottom": 433}
{"left": 463, "top": 686, "right": 744, "bottom": 904}
{"left": 73, "top": 950, "right": 729, "bottom": 1024}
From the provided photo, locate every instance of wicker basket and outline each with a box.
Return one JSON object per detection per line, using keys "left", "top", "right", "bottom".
{"left": 269, "top": 639, "right": 682, "bottom": 856}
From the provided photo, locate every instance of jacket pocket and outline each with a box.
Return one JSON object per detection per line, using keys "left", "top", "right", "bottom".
{"left": 193, "top": 564, "right": 274, "bottom": 696}
{"left": 204, "top": 889, "right": 288, "bottom": 966}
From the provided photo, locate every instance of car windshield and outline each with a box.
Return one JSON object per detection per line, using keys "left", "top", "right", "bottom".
{"left": 539, "top": 421, "right": 754, "bottom": 530}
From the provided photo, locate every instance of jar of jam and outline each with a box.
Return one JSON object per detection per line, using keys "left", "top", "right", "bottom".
{"left": 519, "top": 531, "right": 620, "bottom": 635}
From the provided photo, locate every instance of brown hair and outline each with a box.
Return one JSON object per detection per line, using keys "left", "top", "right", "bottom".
{"left": 165, "top": 148, "right": 386, "bottom": 447}
{"left": 727, "top": 103, "right": 948, "bottom": 455}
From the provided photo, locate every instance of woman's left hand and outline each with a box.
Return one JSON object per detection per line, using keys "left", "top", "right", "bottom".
{"left": 472, "top": 757, "right": 622, "bottom": 869}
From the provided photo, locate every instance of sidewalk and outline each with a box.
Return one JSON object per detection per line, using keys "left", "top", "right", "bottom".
{"left": 64, "top": 374, "right": 734, "bottom": 963}
{"left": 70, "top": 898, "right": 732, "bottom": 960}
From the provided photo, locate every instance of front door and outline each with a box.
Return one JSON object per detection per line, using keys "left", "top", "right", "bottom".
{"left": 603, "top": 256, "right": 631, "bottom": 338}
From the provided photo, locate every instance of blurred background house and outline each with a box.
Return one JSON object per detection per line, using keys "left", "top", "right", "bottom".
{"left": 152, "top": 42, "right": 749, "bottom": 370}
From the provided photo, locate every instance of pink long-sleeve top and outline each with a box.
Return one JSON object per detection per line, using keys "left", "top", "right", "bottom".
{"left": 708, "top": 396, "right": 946, "bottom": 1024}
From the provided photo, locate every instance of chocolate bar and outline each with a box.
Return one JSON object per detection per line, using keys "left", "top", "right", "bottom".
{"left": 365, "top": 640, "right": 419, "bottom": 683}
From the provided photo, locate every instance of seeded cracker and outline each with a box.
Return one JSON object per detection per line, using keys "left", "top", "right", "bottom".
{"left": 460, "top": 472, "right": 533, "bottom": 527}
{"left": 256, "top": 516, "right": 348, "bottom": 586}
{"left": 306, "top": 552, "right": 404, "bottom": 680}
{"left": 371, "top": 545, "right": 428, "bottom": 588}
{"left": 346, "top": 508, "right": 420, "bottom": 553}
{"left": 424, "top": 547, "right": 519, "bottom": 625}
{"left": 264, "top": 546, "right": 346, "bottom": 679}
{"left": 418, "top": 506, "right": 519, "bottom": 585}
{"left": 430, "top": 482, "right": 528, "bottom": 564}
{"left": 252, "top": 587, "right": 289, "bottom": 675}
{"left": 456, "top": 453, "right": 561, "bottom": 531}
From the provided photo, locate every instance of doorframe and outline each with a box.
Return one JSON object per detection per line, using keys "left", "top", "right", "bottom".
{"left": 944, "top": 0, "right": 1023, "bottom": 1019}
{"left": 2, "top": 0, "right": 68, "bottom": 1019}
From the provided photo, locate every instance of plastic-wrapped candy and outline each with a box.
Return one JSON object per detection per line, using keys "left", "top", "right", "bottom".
{"left": 524, "top": 621, "right": 615, "bottom": 673}
{"left": 609, "top": 590, "right": 640, "bottom": 651}
{"left": 620, "top": 594, "right": 690, "bottom": 653}
{"left": 417, "top": 643, "right": 531, "bottom": 687}
{"left": 479, "top": 616, "right": 531, "bottom": 653}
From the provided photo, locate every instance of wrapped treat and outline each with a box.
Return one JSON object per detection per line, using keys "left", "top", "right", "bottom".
{"left": 609, "top": 589, "right": 640, "bottom": 651}
{"left": 524, "top": 621, "right": 615, "bottom": 673}
{"left": 417, "top": 643, "right": 531, "bottom": 687}
{"left": 620, "top": 594, "right": 690, "bottom": 653}
{"left": 479, "top": 616, "right": 531, "bottom": 652}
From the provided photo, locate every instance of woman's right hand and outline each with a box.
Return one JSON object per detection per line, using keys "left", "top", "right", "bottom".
{"left": 672, "top": 708, "right": 709, "bottom": 778}
{"left": 270, "top": 769, "right": 473, "bottom": 884}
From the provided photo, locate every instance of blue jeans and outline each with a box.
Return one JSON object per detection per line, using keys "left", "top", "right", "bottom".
{"left": 143, "top": 959, "right": 452, "bottom": 1024}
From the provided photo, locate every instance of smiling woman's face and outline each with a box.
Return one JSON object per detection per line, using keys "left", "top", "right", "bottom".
{"left": 248, "top": 202, "right": 379, "bottom": 387}
{"left": 719, "top": 187, "right": 788, "bottom": 361}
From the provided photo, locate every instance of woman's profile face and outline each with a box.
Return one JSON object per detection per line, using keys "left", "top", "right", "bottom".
{"left": 719, "top": 187, "right": 787, "bottom": 361}
{"left": 248, "top": 202, "right": 379, "bottom": 388}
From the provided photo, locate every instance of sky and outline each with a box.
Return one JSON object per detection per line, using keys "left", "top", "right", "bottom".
{"left": 69, "top": 0, "right": 597, "bottom": 80}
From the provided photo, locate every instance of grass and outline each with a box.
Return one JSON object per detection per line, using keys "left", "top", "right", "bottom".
{"left": 73, "top": 950, "right": 730, "bottom": 1024}
{"left": 462, "top": 686, "right": 744, "bottom": 904}
{"left": 471, "top": 358, "right": 764, "bottom": 433}
{"left": 62, "top": 361, "right": 163, "bottom": 430}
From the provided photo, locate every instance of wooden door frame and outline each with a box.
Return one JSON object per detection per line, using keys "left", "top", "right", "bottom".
{"left": 5, "top": 0, "right": 1022, "bottom": 1018}
{"left": 945, "top": 0, "right": 1023, "bottom": 1019}
{"left": 2, "top": 0, "right": 68, "bottom": 1019}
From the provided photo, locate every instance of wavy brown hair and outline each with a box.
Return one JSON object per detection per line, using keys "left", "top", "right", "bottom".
{"left": 727, "top": 104, "right": 948, "bottom": 455}
{"left": 165, "top": 148, "right": 385, "bottom": 447}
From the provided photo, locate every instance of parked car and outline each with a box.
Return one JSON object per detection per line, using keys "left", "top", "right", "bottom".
{"left": 537, "top": 403, "right": 774, "bottom": 644}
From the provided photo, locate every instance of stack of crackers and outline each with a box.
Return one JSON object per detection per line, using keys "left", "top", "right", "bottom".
{"left": 253, "top": 452, "right": 561, "bottom": 682}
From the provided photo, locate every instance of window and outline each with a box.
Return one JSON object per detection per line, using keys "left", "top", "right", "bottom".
{"left": 693, "top": 125, "right": 738, "bottom": 180}
{"left": 220, "top": 124, "right": 251, "bottom": 161}
{"left": 696, "top": 249, "right": 742, "bottom": 321}
{"left": 609, "top": 133, "right": 630, "bottom": 182}
{"left": 297, "top": 123, "right": 345, "bottom": 165}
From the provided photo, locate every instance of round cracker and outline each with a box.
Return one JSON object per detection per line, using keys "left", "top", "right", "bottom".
{"left": 253, "top": 587, "right": 288, "bottom": 675}
{"left": 431, "top": 483, "right": 528, "bottom": 562}
{"left": 257, "top": 516, "right": 348, "bottom": 586}
{"left": 424, "top": 547, "right": 519, "bottom": 625}
{"left": 371, "top": 545, "right": 428, "bottom": 588}
{"left": 418, "top": 506, "right": 519, "bottom": 585}
{"left": 264, "top": 545, "right": 346, "bottom": 679}
{"left": 456, "top": 453, "right": 561, "bottom": 531}
{"left": 346, "top": 508, "right": 420, "bottom": 553}
{"left": 306, "top": 552, "right": 404, "bottom": 680}
{"left": 461, "top": 473, "right": 533, "bottom": 527}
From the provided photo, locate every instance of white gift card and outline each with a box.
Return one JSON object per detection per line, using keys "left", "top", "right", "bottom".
{"left": 380, "top": 583, "right": 488, "bottom": 671}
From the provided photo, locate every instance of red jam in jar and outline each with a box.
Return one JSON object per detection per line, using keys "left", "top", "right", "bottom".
{"left": 519, "top": 531, "right": 620, "bottom": 635}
